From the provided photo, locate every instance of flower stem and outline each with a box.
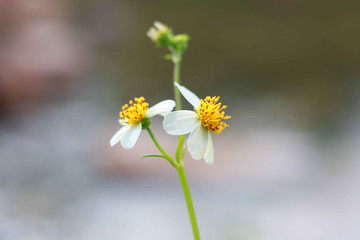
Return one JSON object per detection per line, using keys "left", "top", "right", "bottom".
{"left": 175, "top": 135, "right": 185, "bottom": 163}
{"left": 173, "top": 51, "right": 182, "bottom": 111}
{"left": 172, "top": 49, "right": 201, "bottom": 239}
{"left": 177, "top": 165, "right": 201, "bottom": 240}
{"left": 146, "top": 128, "right": 176, "bottom": 168}
{"left": 146, "top": 125, "right": 200, "bottom": 239}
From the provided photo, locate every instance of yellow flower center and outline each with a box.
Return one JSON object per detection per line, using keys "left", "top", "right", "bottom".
{"left": 120, "top": 97, "right": 149, "bottom": 125}
{"left": 197, "top": 96, "right": 231, "bottom": 134}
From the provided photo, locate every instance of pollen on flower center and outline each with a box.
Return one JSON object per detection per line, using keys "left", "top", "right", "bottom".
{"left": 197, "top": 96, "right": 231, "bottom": 134}
{"left": 120, "top": 97, "right": 149, "bottom": 124}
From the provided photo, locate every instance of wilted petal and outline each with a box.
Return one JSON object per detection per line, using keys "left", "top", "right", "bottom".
{"left": 145, "top": 100, "right": 176, "bottom": 118}
{"left": 174, "top": 82, "right": 200, "bottom": 109}
{"left": 120, "top": 123, "right": 142, "bottom": 149}
{"left": 187, "top": 126, "right": 208, "bottom": 160}
{"left": 163, "top": 110, "right": 201, "bottom": 135}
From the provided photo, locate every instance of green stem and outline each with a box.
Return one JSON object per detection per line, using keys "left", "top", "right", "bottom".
{"left": 173, "top": 50, "right": 185, "bottom": 163}
{"left": 146, "top": 128, "right": 176, "bottom": 168}
{"left": 172, "top": 49, "right": 200, "bottom": 239}
{"left": 177, "top": 165, "right": 200, "bottom": 240}
{"left": 176, "top": 135, "right": 185, "bottom": 164}
{"left": 173, "top": 51, "right": 182, "bottom": 110}
{"left": 146, "top": 126, "right": 200, "bottom": 240}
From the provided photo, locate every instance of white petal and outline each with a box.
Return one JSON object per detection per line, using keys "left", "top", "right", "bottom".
{"left": 110, "top": 124, "right": 131, "bottom": 147}
{"left": 147, "top": 28, "right": 157, "bottom": 38}
{"left": 145, "top": 100, "right": 176, "bottom": 118}
{"left": 154, "top": 21, "right": 166, "bottom": 30}
{"left": 187, "top": 126, "right": 208, "bottom": 160}
{"left": 118, "top": 119, "right": 127, "bottom": 126}
{"left": 163, "top": 110, "right": 201, "bottom": 135}
{"left": 204, "top": 131, "right": 214, "bottom": 165}
{"left": 158, "top": 112, "right": 170, "bottom": 117}
{"left": 120, "top": 123, "right": 142, "bottom": 149}
{"left": 174, "top": 82, "right": 200, "bottom": 109}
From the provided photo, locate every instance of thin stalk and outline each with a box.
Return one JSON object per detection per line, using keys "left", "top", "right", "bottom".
{"left": 146, "top": 128, "right": 176, "bottom": 168}
{"left": 177, "top": 165, "right": 200, "bottom": 240}
{"left": 173, "top": 52, "right": 182, "bottom": 110}
{"left": 172, "top": 50, "right": 201, "bottom": 239}
{"left": 173, "top": 50, "right": 184, "bottom": 163}
{"left": 176, "top": 135, "right": 185, "bottom": 164}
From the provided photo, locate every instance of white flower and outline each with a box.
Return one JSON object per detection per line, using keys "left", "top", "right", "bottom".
{"left": 110, "top": 97, "right": 175, "bottom": 149}
{"left": 163, "top": 83, "right": 231, "bottom": 164}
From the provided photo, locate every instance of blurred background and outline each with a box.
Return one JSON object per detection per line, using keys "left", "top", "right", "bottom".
{"left": 0, "top": 0, "right": 359, "bottom": 239}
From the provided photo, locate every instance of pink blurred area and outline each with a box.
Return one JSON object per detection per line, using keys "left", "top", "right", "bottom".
{"left": 0, "top": 0, "right": 86, "bottom": 111}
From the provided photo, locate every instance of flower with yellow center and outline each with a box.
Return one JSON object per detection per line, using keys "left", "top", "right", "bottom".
{"left": 163, "top": 83, "right": 231, "bottom": 164}
{"left": 120, "top": 97, "right": 149, "bottom": 125}
{"left": 110, "top": 97, "right": 175, "bottom": 149}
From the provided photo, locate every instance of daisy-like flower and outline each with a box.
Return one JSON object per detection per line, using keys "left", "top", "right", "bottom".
{"left": 163, "top": 83, "right": 231, "bottom": 164}
{"left": 110, "top": 97, "right": 175, "bottom": 149}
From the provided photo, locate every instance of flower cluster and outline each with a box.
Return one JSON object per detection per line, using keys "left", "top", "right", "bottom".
{"left": 109, "top": 21, "right": 232, "bottom": 239}
{"left": 110, "top": 21, "right": 230, "bottom": 166}
{"left": 110, "top": 84, "right": 230, "bottom": 164}
{"left": 147, "top": 21, "right": 190, "bottom": 55}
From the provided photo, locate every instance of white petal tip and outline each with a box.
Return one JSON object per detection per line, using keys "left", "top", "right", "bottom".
{"left": 145, "top": 100, "right": 176, "bottom": 118}
{"left": 205, "top": 159, "right": 214, "bottom": 165}
{"left": 174, "top": 82, "right": 200, "bottom": 109}
{"left": 120, "top": 123, "right": 142, "bottom": 150}
{"left": 121, "top": 145, "right": 133, "bottom": 150}
{"left": 204, "top": 132, "right": 214, "bottom": 165}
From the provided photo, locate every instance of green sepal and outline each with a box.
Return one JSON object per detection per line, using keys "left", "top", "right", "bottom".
{"left": 141, "top": 118, "right": 152, "bottom": 129}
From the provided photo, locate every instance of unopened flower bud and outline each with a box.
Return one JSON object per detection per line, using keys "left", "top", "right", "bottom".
{"left": 147, "top": 21, "right": 172, "bottom": 46}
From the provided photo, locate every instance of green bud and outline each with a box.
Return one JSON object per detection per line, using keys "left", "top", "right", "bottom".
{"left": 147, "top": 21, "right": 173, "bottom": 47}
{"left": 171, "top": 34, "right": 190, "bottom": 51}
{"left": 147, "top": 21, "right": 190, "bottom": 52}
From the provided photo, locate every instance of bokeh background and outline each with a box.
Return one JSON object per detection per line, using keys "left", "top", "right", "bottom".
{"left": 1, "top": 0, "right": 360, "bottom": 239}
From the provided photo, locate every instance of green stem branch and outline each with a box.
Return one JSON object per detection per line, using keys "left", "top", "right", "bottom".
{"left": 146, "top": 128, "right": 176, "bottom": 168}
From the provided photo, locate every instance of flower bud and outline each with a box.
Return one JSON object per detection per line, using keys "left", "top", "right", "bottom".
{"left": 172, "top": 34, "right": 190, "bottom": 51}
{"left": 147, "top": 21, "right": 172, "bottom": 47}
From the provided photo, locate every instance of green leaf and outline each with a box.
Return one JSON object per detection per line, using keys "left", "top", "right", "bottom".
{"left": 141, "top": 154, "right": 177, "bottom": 168}
{"left": 141, "top": 154, "right": 168, "bottom": 160}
